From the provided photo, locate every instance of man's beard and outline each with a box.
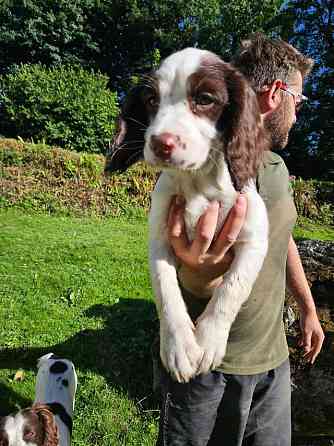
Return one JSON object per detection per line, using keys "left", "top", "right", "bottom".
{"left": 264, "top": 102, "right": 291, "bottom": 150}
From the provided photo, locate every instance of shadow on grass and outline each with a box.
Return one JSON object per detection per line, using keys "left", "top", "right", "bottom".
{"left": 0, "top": 385, "right": 32, "bottom": 416}
{"left": 0, "top": 299, "right": 159, "bottom": 414}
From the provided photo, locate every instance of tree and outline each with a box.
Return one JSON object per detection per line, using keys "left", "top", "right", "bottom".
{"left": 0, "top": 0, "right": 283, "bottom": 90}
{"left": 0, "top": 0, "right": 99, "bottom": 71}
{"left": 274, "top": 0, "right": 334, "bottom": 180}
{"left": 89, "top": 0, "right": 283, "bottom": 89}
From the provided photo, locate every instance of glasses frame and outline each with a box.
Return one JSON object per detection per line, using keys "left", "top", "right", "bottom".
{"left": 279, "top": 82, "right": 308, "bottom": 111}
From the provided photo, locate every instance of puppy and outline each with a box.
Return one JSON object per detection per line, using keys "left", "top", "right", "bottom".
{"left": 106, "top": 48, "right": 269, "bottom": 382}
{"left": 0, "top": 353, "right": 77, "bottom": 446}
{"left": 0, "top": 404, "right": 58, "bottom": 446}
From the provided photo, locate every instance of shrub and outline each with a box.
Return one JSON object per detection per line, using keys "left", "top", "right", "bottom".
{"left": 0, "top": 64, "right": 119, "bottom": 153}
{"left": 292, "top": 178, "right": 334, "bottom": 225}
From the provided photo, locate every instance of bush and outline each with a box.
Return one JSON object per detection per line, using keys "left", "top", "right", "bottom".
{"left": 292, "top": 178, "right": 334, "bottom": 225}
{"left": 0, "top": 64, "right": 119, "bottom": 153}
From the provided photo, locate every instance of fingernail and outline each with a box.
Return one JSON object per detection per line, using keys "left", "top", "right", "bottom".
{"left": 237, "top": 195, "right": 246, "bottom": 206}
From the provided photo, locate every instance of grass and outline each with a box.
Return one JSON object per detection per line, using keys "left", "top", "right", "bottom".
{"left": 293, "top": 216, "right": 334, "bottom": 241}
{"left": 0, "top": 196, "right": 332, "bottom": 445}
{"left": 0, "top": 209, "right": 159, "bottom": 445}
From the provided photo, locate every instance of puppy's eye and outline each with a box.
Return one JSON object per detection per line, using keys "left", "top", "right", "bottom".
{"left": 194, "top": 92, "right": 216, "bottom": 106}
{"left": 146, "top": 95, "right": 159, "bottom": 108}
{"left": 143, "top": 90, "right": 159, "bottom": 109}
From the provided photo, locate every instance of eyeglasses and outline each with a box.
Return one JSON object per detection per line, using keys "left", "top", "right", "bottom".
{"left": 279, "top": 83, "right": 308, "bottom": 112}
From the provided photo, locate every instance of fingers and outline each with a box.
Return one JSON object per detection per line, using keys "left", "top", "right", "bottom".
{"left": 167, "top": 196, "right": 220, "bottom": 269}
{"left": 191, "top": 201, "right": 219, "bottom": 259}
{"left": 301, "top": 331, "right": 312, "bottom": 354}
{"left": 167, "top": 194, "right": 247, "bottom": 273}
{"left": 299, "top": 328, "right": 325, "bottom": 364}
{"left": 168, "top": 196, "right": 189, "bottom": 260}
{"left": 212, "top": 194, "right": 247, "bottom": 258}
{"left": 168, "top": 196, "right": 184, "bottom": 237}
{"left": 307, "top": 332, "right": 325, "bottom": 364}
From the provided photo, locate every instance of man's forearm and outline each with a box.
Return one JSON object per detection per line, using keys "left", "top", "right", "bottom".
{"left": 286, "top": 235, "right": 317, "bottom": 314}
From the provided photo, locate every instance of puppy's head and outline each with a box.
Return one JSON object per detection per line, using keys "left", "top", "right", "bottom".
{"left": 105, "top": 47, "right": 267, "bottom": 190}
{"left": 35, "top": 353, "right": 77, "bottom": 415}
{"left": 0, "top": 405, "right": 58, "bottom": 446}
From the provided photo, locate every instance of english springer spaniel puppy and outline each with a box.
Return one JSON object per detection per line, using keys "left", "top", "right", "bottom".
{"left": 105, "top": 48, "right": 269, "bottom": 383}
{"left": 0, "top": 354, "right": 77, "bottom": 446}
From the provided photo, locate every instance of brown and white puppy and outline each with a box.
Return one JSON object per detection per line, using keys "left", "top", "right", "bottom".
{"left": 106, "top": 48, "right": 269, "bottom": 383}
{"left": 0, "top": 354, "right": 77, "bottom": 446}
{"left": 0, "top": 404, "right": 58, "bottom": 446}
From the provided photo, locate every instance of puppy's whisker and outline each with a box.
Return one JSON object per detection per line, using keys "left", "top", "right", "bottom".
{"left": 126, "top": 149, "right": 144, "bottom": 164}
{"left": 107, "top": 145, "right": 143, "bottom": 165}
{"left": 127, "top": 116, "right": 148, "bottom": 130}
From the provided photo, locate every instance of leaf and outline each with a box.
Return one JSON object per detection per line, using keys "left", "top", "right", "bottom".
{"left": 13, "top": 369, "right": 25, "bottom": 382}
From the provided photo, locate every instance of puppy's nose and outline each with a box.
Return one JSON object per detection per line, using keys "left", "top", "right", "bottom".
{"left": 151, "top": 133, "right": 177, "bottom": 160}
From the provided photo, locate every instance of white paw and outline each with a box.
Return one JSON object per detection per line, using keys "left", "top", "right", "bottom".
{"left": 195, "top": 314, "right": 230, "bottom": 375}
{"left": 160, "top": 319, "right": 204, "bottom": 383}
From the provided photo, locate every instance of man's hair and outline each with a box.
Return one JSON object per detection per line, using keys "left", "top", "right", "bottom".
{"left": 231, "top": 33, "right": 314, "bottom": 92}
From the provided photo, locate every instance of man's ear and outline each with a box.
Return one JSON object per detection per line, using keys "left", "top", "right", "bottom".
{"left": 258, "top": 79, "right": 283, "bottom": 114}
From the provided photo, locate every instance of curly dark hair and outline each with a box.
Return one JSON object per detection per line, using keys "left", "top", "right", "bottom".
{"left": 231, "top": 32, "right": 314, "bottom": 92}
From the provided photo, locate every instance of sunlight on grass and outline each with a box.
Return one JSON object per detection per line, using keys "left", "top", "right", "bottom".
{"left": 0, "top": 209, "right": 158, "bottom": 445}
{"left": 293, "top": 217, "right": 334, "bottom": 241}
{"left": 0, "top": 208, "right": 332, "bottom": 444}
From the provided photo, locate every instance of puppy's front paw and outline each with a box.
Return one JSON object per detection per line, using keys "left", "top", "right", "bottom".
{"left": 160, "top": 320, "right": 203, "bottom": 383}
{"left": 195, "top": 315, "right": 230, "bottom": 375}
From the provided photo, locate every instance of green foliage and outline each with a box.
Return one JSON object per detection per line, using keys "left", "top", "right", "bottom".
{"left": 88, "top": 0, "right": 283, "bottom": 90}
{"left": 275, "top": 0, "right": 334, "bottom": 181}
{"left": 0, "top": 0, "right": 99, "bottom": 71}
{"left": 292, "top": 178, "right": 334, "bottom": 225}
{"left": 0, "top": 64, "right": 119, "bottom": 153}
{"left": 293, "top": 216, "right": 334, "bottom": 241}
{"left": 0, "top": 139, "right": 158, "bottom": 217}
{"left": 0, "top": 0, "right": 283, "bottom": 92}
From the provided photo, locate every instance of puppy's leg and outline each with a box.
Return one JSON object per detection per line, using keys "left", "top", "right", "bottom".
{"left": 195, "top": 192, "right": 268, "bottom": 374}
{"left": 150, "top": 239, "right": 203, "bottom": 382}
{"left": 150, "top": 175, "right": 203, "bottom": 382}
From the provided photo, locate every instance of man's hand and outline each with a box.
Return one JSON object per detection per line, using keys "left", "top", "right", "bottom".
{"left": 167, "top": 195, "right": 247, "bottom": 295}
{"left": 287, "top": 236, "right": 325, "bottom": 364}
{"left": 298, "top": 310, "right": 325, "bottom": 364}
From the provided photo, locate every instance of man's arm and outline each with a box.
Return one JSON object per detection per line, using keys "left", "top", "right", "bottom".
{"left": 286, "top": 236, "right": 325, "bottom": 363}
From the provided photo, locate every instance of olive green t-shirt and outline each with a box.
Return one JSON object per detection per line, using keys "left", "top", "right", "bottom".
{"left": 182, "top": 151, "right": 297, "bottom": 375}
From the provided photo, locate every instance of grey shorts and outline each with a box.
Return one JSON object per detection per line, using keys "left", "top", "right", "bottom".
{"left": 156, "top": 359, "right": 291, "bottom": 446}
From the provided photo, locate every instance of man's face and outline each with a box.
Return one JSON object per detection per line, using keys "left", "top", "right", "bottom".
{"left": 264, "top": 71, "right": 303, "bottom": 150}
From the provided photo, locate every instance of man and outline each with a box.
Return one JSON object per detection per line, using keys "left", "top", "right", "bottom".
{"left": 156, "top": 33, "right": 325, "bottom": 446}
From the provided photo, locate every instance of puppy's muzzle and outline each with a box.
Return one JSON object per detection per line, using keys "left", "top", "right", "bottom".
{"left": 150, "top": 133, "right": 178, "bottom": 161}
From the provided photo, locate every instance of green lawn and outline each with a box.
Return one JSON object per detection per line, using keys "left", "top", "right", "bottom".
{"left": 293, "top": 216, "right": 334, "bottom": 241}
{"left": 0, "top": 209, "right": 333, "bottom": 445}
{"left": 0, "top": 209, "right": 158, "bottom": 445}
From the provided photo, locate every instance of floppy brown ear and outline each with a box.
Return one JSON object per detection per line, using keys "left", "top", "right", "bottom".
{"left": 33, "top": 404, "right": 59, "bottom": 446}
{"left": 0, "top": 420, "right": 8, "bottom": 446}
{"left": 104, "top": 84, "right": 149, "bottom": 174}
{"left": 222, "top": 68, "right": 268, "bottom": 191}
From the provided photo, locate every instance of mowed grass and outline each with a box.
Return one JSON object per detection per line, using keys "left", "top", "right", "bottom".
{"left": 0, "top": 209, "right": 159, "bottom": 445}
{"left": 0, "top": 207, "right": 333, "bottom": 445}
{"left": 293, "top": 216, "right": 334, "bottom": 241}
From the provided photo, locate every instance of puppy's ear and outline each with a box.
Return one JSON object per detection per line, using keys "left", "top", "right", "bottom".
{"left": 0, "top": 422, "right": 8, "bottom": 446}
{"left": 33, "top": 404, "right": 59, "bottom": 446}
{"left": 222, "top": 68, "right": 268, "bottom": 191}
{"left": 105, "top": 84, "right": 149, "bottom": 174}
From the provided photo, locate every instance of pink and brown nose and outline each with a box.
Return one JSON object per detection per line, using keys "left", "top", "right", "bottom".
{"left": 150, "top": 133, "right": 177, "bottom": 160}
